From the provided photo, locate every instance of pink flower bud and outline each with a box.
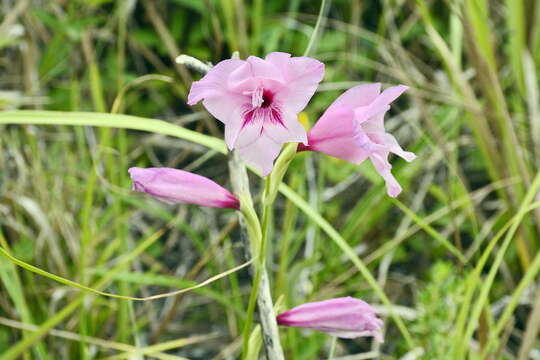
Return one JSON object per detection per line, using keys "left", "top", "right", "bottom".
{"left": 128, "top": 167, "right": 240, "bottom": 210}
{"left": 302, "top": 83, "right": 416, "bottom": 197}
{"left": 277, "top": 297, "right": 383, "bottom": 341}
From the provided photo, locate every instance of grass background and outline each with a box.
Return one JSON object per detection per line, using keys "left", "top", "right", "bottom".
{"left": 1, "top": 0, "right": 540, "bottom": 359}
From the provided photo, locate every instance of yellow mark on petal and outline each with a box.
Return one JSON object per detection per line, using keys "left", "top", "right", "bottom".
{"left": 298, "top": 112, "right": 310, "bottom": 130}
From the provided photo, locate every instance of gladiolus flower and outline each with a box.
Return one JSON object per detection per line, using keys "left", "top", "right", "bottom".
{"left": 187, "top": 52, "right": 324, "bottom": 175}
{"left": 128, "top": 167, "right": 240, "bottom": 210}
{"left": 277, "top": 297, "right": 383, "bottom": 341}
{"left": 299, "top": 83, "right": 416, "bottom": 197}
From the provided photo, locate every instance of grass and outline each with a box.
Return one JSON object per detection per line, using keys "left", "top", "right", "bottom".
{"left": 1, "top": 0, "right": 540, "bottom": 359}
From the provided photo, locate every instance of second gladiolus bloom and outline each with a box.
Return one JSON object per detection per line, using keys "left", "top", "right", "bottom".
{"left": 277, "top": 297, "right": 384, "bottom": 341}
{"left": 188, "top": 52, "right": 324, "bottom": 175}
{"left": 300, "top": 83, "right": 416, "bottom": 197}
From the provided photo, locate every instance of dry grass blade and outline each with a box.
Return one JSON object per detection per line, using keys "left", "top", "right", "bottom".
{"left": 0, "top": 316, "right": 208, "bottom": 360}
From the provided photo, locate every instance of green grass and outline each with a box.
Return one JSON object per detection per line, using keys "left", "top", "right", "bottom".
{"left": 1, "top": 0, "right": 540, "bottom": 359}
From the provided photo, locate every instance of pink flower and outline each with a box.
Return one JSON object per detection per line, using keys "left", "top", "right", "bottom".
{"left": 187, "top": 52, "right": 324, "bottom": 175}
{"left": 299, "top": 83, "right": 416, "bottom": 197}
{"left": 128, "top": 167, "right": 240, "bottom": 210}
{"left": 277, "top": 297, "right": 383, "bottom": 341}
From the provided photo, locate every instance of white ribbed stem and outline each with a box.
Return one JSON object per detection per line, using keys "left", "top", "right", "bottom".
{"left": 228, "top": 151, "right": 284, "bottom": 360}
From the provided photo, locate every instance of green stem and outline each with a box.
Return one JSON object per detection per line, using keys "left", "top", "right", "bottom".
{"left": 241, "top": 178, "right": 272, "bottom": 358}
{"left": 303, "top": 0, "right": 330, "bottom": 57}
{"left": 260, "top": 178, "right": 272, "bottom": 268}
{"left": 327, "top": 337, "right": 337, "bottom": 359}
{"left": 242, "top": 266, "right": 262, "bottom": 358}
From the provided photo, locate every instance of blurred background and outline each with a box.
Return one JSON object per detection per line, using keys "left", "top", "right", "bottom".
{"left": 1, "top": 0, "right": 540, "bottom": 359}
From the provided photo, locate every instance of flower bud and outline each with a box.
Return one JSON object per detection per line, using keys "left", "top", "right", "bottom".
{"left": 128, "top": 167, "right": 240, "bottom": 210}
{"left": 277, "top": 297, "right": 383, "bottom": 341}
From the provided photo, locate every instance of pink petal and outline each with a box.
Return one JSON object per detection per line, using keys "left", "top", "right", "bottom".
{"left": 359, "top": 110, "right": 387, "bottom": 132}
{"left": 266, "top": 52, "right": 325, "bottom": 113}
{"left": 237, "top": 134, "right": 282, "bottom": 176}
{"left": 187, "top": 59, "right": 244, "bottom": 105}
{"left": 327, "top": 83, "right": 381, "bottom": 112}
{"left": 375, "top": 84, "right": 409, "bottom": 105}
{"left": 202, "top": 96, "right": 246, "bottom": 148}
{"left": 235, "top": 120, "right": 264, "bottom": 148}
{"left": 306, "top": 105, "right": 369, "bottom": 164}
{"left": 264, "top": 52, "right": 292, "bottom": 68}
{"left": 128, "top": 167, "right": 240, "bottom": 209}
{"left": 309, "top": 105, "right": 354, "bottom": 139}
{"left": 369, "top": 153, "right": 403, "bottom": 197}
{"left": 363, "top": 85, "right": 408, "bottom": 119}
{"left": 223, "top": 108, "right": 245, "bottom": 149}
{"left": 263, "top": 107, "right": 307, "bottom": 144}
{"left": 380, "top": 133, "right": 416, "bottom": 162}
{"left": 187, "top": 59, "right": 248, "bottom": 148}
{"left": 228, "top": 56, "right": 285, "bottom": 92}
{"left": 246, "top": 55, "right": 284, "bottom": 78}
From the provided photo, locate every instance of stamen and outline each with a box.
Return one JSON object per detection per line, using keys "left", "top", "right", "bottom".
{"left": 251, "top": 87, "right": 264, "bottom": 108}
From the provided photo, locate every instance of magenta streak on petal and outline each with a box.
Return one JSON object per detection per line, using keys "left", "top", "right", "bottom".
{"left": 242, "top": 108, "right": 256, "bottom": 128}
{"left": 270, "top": 108, "right": 286, "bottom": 127}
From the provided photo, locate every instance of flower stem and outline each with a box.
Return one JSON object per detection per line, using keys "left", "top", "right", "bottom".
{"left": 328, "top": 337, "right": 337, "bottom": 359}
{"left": 260, "top": 179, "right": 272, "bottom": 267}
{"left": 228, "top": 151, "right": 284, "bottom": 360}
